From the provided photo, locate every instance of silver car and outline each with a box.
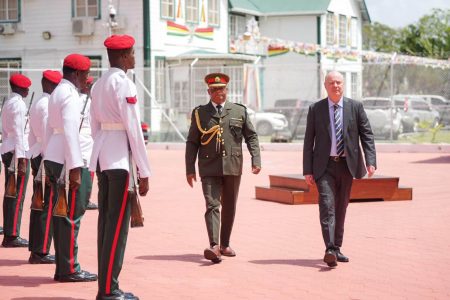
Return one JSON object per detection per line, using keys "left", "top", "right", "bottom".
{"left": 362, "top": 97, "right": 403, "bottom": 139}
{"left": 393, "top": 95, "right": 441, "bottom": 132}
{"left": 246, "top": 107, "right": 289, "bottom": 136}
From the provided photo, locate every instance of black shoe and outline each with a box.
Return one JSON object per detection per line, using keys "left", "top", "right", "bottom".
{"left": 336, "top": 250, "right": 349, "bottom": 262}
{"left": 323, "top": 249, "right": 337, "bottom": 266}
{"left": 29, "top": 252, "right": 56, "bottom": 264}
{"left": 96, "top": 289, "right": 139, "bottom": 300}
{"left": 86, "top": 201, "right": 98, "bottom": 210}
{"left": 204, "top": 245, "right": 222, "bottom": 264}
{"left": 55, "top": 270, "right": 98, "bottom": 282}
{"left": 2, "top": 236, "right": 29, "bottom": 247}
{"left": 0, "top": 226, "right": 3, "bottom": 235}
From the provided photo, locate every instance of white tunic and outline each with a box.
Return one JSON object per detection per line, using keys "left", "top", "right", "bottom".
{"left": 1, "top": 92, "right": 28, "bottom": 158}
{"left": 89, "top": 68, "right": 151, "bottom": 178}
{"left": 43, "top": 79, "right": 83, "bottom": 170}
{"left": 27, "top": 93, "right": 49, "bottom": 159}
{"left": 79, "top": 93, "right": 93, "bottom": 166}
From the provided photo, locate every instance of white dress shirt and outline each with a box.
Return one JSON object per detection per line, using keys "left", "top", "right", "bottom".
{"left": 89, "top": 68, "right": 151, "bottom": 178}
{"left": 79, "top": 93, "right": 93, "bottom": 166}
{"left": 1, "top": 92, "right": 28, "bottom": 158}
{"left": 27, "top": 93, "right": 49, "bottom": 159}
{"left": 43, "top": 79, "right": 84, "bottom": 170}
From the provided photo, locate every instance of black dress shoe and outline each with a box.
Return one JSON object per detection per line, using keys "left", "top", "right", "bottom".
{"left": 336, "top": 250, "right": 349, "bottom": 262}
{"left": 204, "top": 245, "right": 222, "bottom": 264}
{"left": 2, "top": 236, "right": 29, "bottom": 247}
{"left": 323, "top": 249, "right": 337, "bottom": 265}
{"left": 29, "top": 252, "right": 56, "bottom": 264}
{"left": 96, "top": 289, "right": 139, "bottom": 300}
{"left": 55, "top": 270, "right": 98, "bottom": 282}
{"left": 86, "top": 201, "right": 98, "bottom": 210}
{"left": 327, "top": 261, "right": 338, "bottom": 267}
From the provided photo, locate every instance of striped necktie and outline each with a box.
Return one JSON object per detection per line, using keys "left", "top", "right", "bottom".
{"left": 334, "top": 104, "right": 344, "bottom": 156}
{"left": 216, "top": 104, "right": 222, "bottom": 116}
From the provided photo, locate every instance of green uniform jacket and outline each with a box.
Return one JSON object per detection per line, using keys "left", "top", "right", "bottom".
{"left": 185, "top": 101, "right": 261, "bottom": 177}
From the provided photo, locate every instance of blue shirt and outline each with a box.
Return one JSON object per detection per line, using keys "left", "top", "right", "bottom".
{"left": 328, "top": 97, "right": 344, "bottom": 156}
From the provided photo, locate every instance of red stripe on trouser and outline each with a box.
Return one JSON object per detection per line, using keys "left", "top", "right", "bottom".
{"left": 90, "top": 172, "right": 94, "bottom": 182}
{"left": 105, "top": 175, "right": 129, "bottom": 294}
{"left": 13, "top": 174, "right": 26, "bottom": 236}
{"left": 69, "top": 188, "right": 77, "bottom": 274}
{"left": 42, "top": 186, "right": 54, "bottom": 253}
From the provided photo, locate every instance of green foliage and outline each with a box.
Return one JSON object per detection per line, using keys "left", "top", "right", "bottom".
{"left": 363, "top": 9, "right": 450, "bottom": 59}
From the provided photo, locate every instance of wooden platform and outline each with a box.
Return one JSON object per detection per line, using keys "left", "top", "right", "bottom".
{"left": 255, "top": 174, "right": 413, "bottom": 205}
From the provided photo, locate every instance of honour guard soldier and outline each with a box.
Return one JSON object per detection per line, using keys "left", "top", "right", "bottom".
{"left": 27, "top": 70, "right": 62, "bottom": 263}
{"left": 1, "top": 73, "right": 32, "bottom": 247}
{"left": 79, "top": 76, "right": 98, "bottom": 210}
{"left": 185, "top": 73, "right": 261, "bottom": 263}
{"left": 43, "top": 54, "right": 97, "bottom": 282}
{"left": 90, "top": 35, "right": 150, "bottom": 300}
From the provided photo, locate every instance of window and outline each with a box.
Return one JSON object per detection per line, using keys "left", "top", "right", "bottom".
{"left": 74, "top": 0, "right": 100, "bottom": 18}
{"left": 161, "top": 0, "right": 175, "bottom": 19}
{"left": 350, "top": 17, "right": 358, "bottom": 48}
{"left": 87, "top": 56, "right": 102, "bottom": 80}
{"left": 229, "top": 14, "right": 246, "bottom": 39}
{"left": 339, "top": 14, "right": 347, "bottom": 47}
{"left": 208, "top": 0, "right": 219, "bottom": 26}
{"left": 0, "top": 58, "right": 21, "bottom": 99}
{"left": 351, "top": 72, "right": 358, "bottom": 99}
{"left": 0, "top": 0, "right": 19, "bottom": 21}
{"left": 173, "top": 81, "right": 189, "bottom": 110}
{"left": 326, "top": 12, "right": 334, "bottom": 45}
{"left": 155, "top": 57, "right": 166, "bottom": 103}
{"left": 186, "top": 0, "right": 198, "bottom": 24}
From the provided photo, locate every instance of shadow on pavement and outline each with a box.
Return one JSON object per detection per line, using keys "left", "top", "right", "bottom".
{"left": 412, "top": 155, "right": 450, "bottom": 164}
{"left": 12, "top": 298, "right": 87, "bottom": 300}
{"left": 0, "top": 259, "right": 28, "bottom": 266}
{"left": 136, "top": 253, "right": 210, "bottom": 266}
{"left": 0, "top": 275, "right": 56, "bottom": 287}
{"left": 249, "top": 258, "right": 333, "bottom": 272}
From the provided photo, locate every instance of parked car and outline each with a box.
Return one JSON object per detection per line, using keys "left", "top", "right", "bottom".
{"left": 246, "top": 107, "right": 289, "bottom": 136}
{"left": 392, "top": 95, "right": 441, "bottom": 132}
{"left": 361, "top": 97, "right": 403, "bottom": 139}
{"left": 414, "top": 95, "right": 450, "bottom": 125}
{"left": 264, "top": 99, "right": 314, "bottom": 138}
{"left": 141, "top": 121, "right": 149, "bottom": 144}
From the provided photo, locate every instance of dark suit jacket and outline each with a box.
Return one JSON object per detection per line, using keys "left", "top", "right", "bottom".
{"left": 303, "top": 97, "right": 376, "bottom": 180}
{"left": 185, "top": 101, "right": 261, "bottom": 177}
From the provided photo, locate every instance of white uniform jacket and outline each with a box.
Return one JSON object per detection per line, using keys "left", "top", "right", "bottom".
{"left": 89, "top": 68, "right": 151, "bottom": 178}
{"left": 79, "top": 93, "right": 93, "bottom": 166}
{"left": 27, "top": 93, "right": 49, "bottom": 159}
{"left": 1, "top": 92, "right": 28, "bottom": 158}
{"left": 43, "top": 79, "right": 83, "bottom": 170}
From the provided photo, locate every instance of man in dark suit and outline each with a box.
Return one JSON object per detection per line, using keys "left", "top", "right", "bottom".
{"left": 185, "top": 73, "right": 261, "bottom": 264}
{"left": 303, "top": 71, "right": 376, "bottom": 267}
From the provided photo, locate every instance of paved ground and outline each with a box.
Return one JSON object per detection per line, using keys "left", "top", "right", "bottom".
{"left": 1, "top": 146, "right": 450, "bottom": 300}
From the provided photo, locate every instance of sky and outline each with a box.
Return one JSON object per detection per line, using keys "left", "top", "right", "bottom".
{"left": 364, "top": 0, "right": 450, "bottom": 28}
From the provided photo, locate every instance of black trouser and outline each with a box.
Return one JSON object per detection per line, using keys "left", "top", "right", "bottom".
{"left": 96, "top": 168, "right": 131, "bottom": 295}
{"left": 201, "top": 175, "right": 241, "bottom": 247}
{"left": 2, "top": 152, "right": 30, "bottom": 238}
{"left": 44, "top": 160, "right": 90, "bottom": 276}
{"left": 28, "top": 155, "right": 53, "bottom": 254}
{"left": 316, "top": 158, "right": 353, "bottom": 250}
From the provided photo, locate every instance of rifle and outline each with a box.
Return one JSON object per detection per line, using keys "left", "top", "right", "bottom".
{"left": 30, "top": 161, "right": 44, "bottom": 211}
{"left": 128, "top": 152, "right": 144, "bottom": 228}
{"left": 24, "top": 91, "right": 35, "bottom": 130}
{"left": 5, "top": 154, "right": 17, "bottom": 198}
{"left": 53, "top": 165, "right": 68, "bottom": 217}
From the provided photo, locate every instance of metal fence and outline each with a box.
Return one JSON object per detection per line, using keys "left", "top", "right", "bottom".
{"left": 1, "top": 61, "right": 449, "bottom": 143}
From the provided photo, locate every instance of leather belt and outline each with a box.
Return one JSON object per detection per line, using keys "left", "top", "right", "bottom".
{"left": 101, "top": 123, "right": 125, "bottom": 130}
{"left": 330, "top": 156, "right": 345, "bottom": 162}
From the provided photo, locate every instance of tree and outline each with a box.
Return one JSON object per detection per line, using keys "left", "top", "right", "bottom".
{"left": 363, "top": 22, "right": 400, "bottom": 53}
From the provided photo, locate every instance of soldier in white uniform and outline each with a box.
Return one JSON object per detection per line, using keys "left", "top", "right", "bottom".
{"left": 90, "top": 35, "right": 150, "bottom": 300}
{"left": 27, "top": 70, "right": 62, "bottom": 264}
{"left": 79, "top": 76, "right": 98, "bottom": 210}
{"left": 1, "top": 74, "right": 31, "bottom": 248}
{"left": 43, "top": 54, "right": 97, "bottom": 282}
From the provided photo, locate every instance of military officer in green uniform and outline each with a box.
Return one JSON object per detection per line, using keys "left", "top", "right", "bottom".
{"left": 185, "top": 73, "right": 261, "bottom": 264}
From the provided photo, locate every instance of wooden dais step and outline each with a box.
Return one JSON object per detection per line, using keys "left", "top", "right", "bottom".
{"left": 255, "top": 174, "right": 412, "bottom": 205}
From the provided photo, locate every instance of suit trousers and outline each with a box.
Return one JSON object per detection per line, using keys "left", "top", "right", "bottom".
{"left": 201, "top": 175, "right": 241, "bottom": 247}
{"left": 44, "top": 160, "right": 90, "bottom": 276}
{"left": 28, "top": 155, "right": 53, "bottom": 254}
{"left": 96, "top": 168, "right": 131, "bottom": 295}
{"left": 316, "top": 158, "right": 353, "bottom": 250}
{"left": 2, "top": 151, "right": 30, "bottom": 237}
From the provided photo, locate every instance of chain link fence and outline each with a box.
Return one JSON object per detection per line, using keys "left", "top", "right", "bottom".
{"left": 1, "top": 61, "right": 449, "bottom": 143}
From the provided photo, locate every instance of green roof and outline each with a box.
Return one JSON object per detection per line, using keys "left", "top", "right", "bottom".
{"left": 229, "top": 0, "right": 331, "bottom": 15}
